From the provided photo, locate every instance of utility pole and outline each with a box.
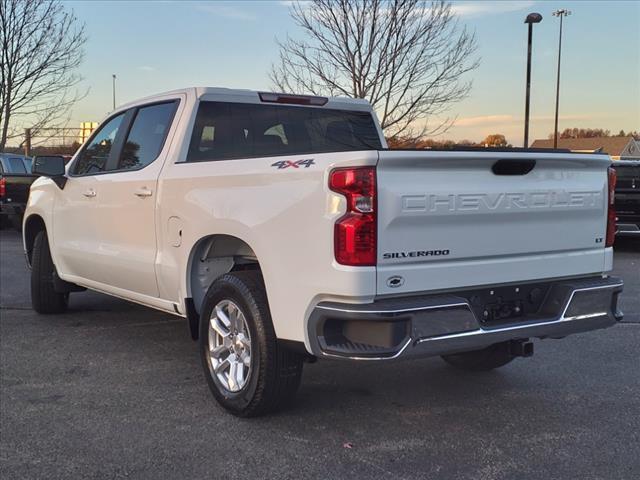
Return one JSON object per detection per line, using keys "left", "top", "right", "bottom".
{"left": 552, "top": 9, "right": 571, "bottom": 148}
{"left": 523, "top": 13, "right": 543, "bottom": 148}
{"left": 112, "top": 74, "right": 117, "bottom": 110}
{"left": 24, "top": 128, "right": 31, "bottom": 157}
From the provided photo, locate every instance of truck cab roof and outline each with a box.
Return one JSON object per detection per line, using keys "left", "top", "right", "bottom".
{"left": 116, "top": 87, "right": 373, "bottom": 113}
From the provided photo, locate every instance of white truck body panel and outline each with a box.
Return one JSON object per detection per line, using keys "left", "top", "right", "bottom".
{"left": 376, "top": 150, "right": 613, "bottom": 296}
{"left": 157, "top": 149, "right": 379, "bottom": 342}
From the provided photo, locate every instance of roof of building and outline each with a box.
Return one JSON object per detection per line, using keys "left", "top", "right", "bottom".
{"left": 530, "top": 136, "right": 636, "bottom": 156}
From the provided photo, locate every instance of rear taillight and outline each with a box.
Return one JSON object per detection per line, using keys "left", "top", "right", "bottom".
{"left": 329, "top": 167, "right": 376, "bottom": 266}
{"left": 0, "top": 178, "right": 5, "bottom": 198}
{"left": 606, "top": 166, "right": 617, "bottom": 247}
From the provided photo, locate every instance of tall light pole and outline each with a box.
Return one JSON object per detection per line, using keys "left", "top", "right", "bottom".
{"left": 112, "top": 74, "right": 117, "bottom": 110}
{"left": 552, "top": 9, "right": 571, "bottom": 148}
{"left": 523, "top": 12, "right": 543, "bottom": 148}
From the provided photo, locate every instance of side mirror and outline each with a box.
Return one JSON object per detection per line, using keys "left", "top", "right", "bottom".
{"left": 32, "top": 155, "right": 67, "bottom": 189}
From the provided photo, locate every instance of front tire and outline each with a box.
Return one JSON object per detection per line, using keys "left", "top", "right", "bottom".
{"left": 441, "top": 341, "right": 516, "bottom": 371}
{"left": 31, "top": 230, "right": 68, "bottom": 314}
{"left": 199, "top": 271, "right": 303, "bottom": 417}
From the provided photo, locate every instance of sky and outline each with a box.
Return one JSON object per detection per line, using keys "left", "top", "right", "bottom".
{"left": 63, "top": 0, "right": 640, "bottom": 146}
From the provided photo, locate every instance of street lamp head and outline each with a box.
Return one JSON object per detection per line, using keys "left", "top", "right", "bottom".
{"left": 552, "top": 9, "right": 572, "bottom": 17}
{"left": 525, "top": 12, "right": 543, "bottom": 23}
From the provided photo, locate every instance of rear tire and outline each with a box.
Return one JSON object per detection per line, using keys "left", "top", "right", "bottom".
{"left": 31, "top": 231, "right": 68, "bottom": 314}
{"left": 441, "top": 341, "right": 515, "bottom": 371}
{"left": 199, "top": 271, "right": 303, "bottom": 417}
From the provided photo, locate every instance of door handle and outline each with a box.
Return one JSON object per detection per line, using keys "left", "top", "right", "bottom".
{"left": 83, "top": 189, "right": 96, "bottom": 198}
{"left": 134, "top": 187, "right": 153, "bottom": 198}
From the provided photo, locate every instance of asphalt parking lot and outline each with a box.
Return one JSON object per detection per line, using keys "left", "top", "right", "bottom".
{"left": 0, "top": 229, "right": 638, "bottom": 480}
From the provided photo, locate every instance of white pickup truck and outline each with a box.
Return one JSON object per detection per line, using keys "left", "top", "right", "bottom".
{"left": 24, "top": 87, "right": 623, "bottom": 416}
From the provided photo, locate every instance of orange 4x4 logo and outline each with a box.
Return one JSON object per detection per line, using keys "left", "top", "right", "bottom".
{"left": 271, "top": 159, "right": 315, "bottom": 169}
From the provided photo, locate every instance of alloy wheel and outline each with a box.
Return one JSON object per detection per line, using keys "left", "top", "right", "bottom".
{"left": 207, "top": 300, "right": 252, "bottom": 392}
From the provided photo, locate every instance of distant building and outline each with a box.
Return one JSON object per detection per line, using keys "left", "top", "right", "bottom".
{"left": 79, "top": 122, "right": 98, "bottom": 144}
{"left": 530, "top": 136, "right": 640, "bottom": 160}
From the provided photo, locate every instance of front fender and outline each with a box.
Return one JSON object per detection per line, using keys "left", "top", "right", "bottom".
{"left": 23, "top": 177, "right": 57, "bottom": 263}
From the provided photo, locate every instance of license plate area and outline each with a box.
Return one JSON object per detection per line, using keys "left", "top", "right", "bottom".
{"left": 462, "top": 282, "right": 551, "bottom": 326}
{"left": 486, "top": 299, "right": 524, "bottom": 323}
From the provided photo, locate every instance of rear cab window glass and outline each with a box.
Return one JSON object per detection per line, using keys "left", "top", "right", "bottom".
{"left": 118, "top": 101, "right": 177, "bottom": 171}
{"left": 73, "top": 113, "right": 124, "bottom": 175}
{"left": 6, "top": 157, "right": 27, "bottom": 174}
{"left": 187, "top": 101, "right": 381, "bottom": 162}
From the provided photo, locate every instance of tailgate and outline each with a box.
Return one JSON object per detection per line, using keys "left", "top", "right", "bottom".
{"left": 1, "top": 175, "right": 36, "bottom": 204}
{"left": 376, "top": 150, "right": 612, "bottom": 296}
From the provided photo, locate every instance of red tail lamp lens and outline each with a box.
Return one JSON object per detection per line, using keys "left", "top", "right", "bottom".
{"left": 329, "top": 167, "right": 376, "bottom": 266}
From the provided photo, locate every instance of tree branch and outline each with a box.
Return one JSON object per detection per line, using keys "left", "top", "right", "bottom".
{"left": 270, "top": 0, "right": 479, "bottom": 140}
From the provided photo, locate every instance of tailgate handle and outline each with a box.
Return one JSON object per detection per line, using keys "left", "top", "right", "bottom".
{"left": 492, "top": 159, "right": 536, "bottom": 176}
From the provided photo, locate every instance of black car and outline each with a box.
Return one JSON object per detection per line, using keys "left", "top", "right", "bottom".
{"left": 613, "top": 160, "right": 640, "bottom": 238}
{"left": 0, "top": 153, "right": 38, "bottom": 229}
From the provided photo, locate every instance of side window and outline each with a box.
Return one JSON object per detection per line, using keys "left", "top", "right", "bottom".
{"left": 7, "top": 157, "right": 27, "bottom": 173}
{"left": 118, "top": 102, "right": 177, "bottom": 171}
{"left": 73, "top": 113, "right": 124, "bottom": 175}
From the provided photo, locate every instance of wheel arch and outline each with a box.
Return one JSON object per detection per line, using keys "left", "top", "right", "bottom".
{"left": 23, "top": 214, "right": 47, "bottom": 267}
{"left": 185, "top": 234, "right": 260, "bottom": 340}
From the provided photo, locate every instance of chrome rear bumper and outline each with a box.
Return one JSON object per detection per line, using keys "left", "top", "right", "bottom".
{"left": 307, "top": 276, "right": 623, "bottom": 360}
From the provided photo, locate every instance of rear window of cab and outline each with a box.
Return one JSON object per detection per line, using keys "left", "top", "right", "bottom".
{"left": 186, "top": 101, "right": 382, "bottom": 162}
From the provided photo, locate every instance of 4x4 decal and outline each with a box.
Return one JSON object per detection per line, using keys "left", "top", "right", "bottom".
{"left": 271, "top": 159, "right": 315, "bottom": 169}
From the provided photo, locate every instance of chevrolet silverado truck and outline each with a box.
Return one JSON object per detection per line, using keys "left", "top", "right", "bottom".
{"left": 612, "top": 160, "right": 640, "bottom": 237}
{"left": 23, "top": 88, "right": 623, "bottom": 417}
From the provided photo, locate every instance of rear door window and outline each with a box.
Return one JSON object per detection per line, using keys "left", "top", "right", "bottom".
{"left": 187, "top": 101, "right": 381, "bottom": 162}
{"left": 118, "top": 101, "right": 177, "bottom": 171}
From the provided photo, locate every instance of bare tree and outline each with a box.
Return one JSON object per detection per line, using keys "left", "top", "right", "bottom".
{"left": 270, "top": 0, "right": 478, "bottom": 139}
{"left": 482, "top": 133, "right": 509, "bottom": 147}
{"left": 0, "top": 0, "right": 86, "bottom": 150}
